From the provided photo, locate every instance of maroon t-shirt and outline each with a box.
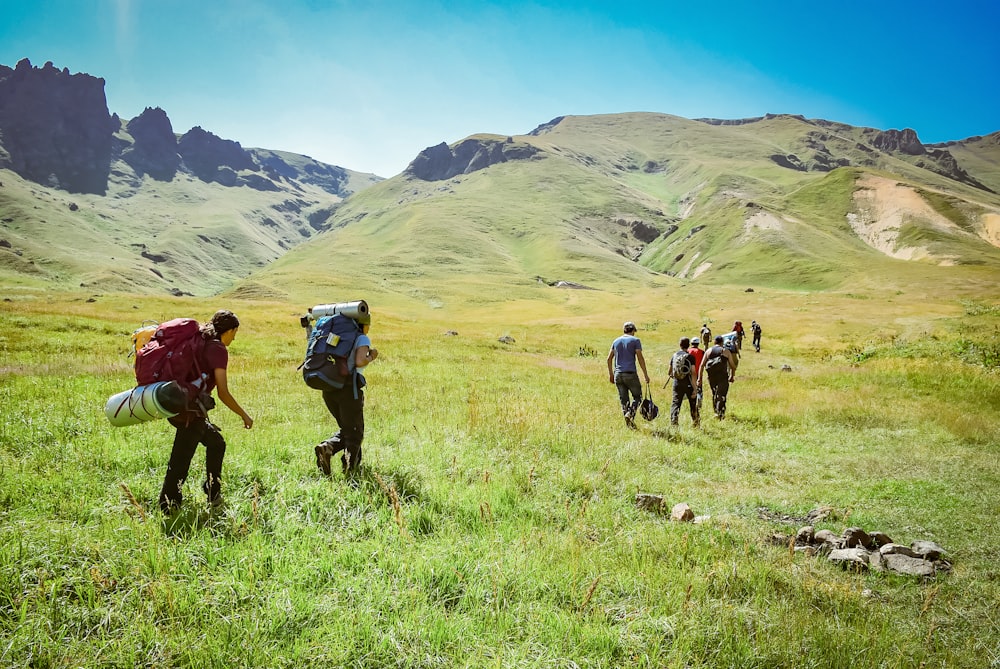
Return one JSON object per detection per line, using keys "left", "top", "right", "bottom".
{"left": 169, "top": 338, "right": 228, "bottom": 426}
{"left": 198, "top": 339, "right": 228, "bottom": 394}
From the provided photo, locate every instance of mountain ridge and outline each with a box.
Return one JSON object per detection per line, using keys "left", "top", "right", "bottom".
{"left": 2, "top": 60, "right": 998, "bottom": 304}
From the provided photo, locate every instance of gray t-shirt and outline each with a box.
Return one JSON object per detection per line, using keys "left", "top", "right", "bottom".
{"left": 611, "top": 335, "right": 642, "bottom": 373}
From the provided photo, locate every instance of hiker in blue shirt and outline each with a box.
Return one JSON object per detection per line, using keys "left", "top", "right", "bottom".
{"left": 315, "top": 314, "right": 378, "bottom": 474}
{"left": 607, "top": 321, "right": 651, "bottom": 429}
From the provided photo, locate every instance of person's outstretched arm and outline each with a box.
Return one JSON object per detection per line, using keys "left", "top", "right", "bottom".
{"left": 214, "top": 368, "right": 253, "bottom": 429}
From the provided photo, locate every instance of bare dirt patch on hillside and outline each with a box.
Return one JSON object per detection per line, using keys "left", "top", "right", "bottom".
{"left": 742, "top": 211, "right": 784, "bottom": 240}
{"left": 848, "top": 175, "right": 962, "bottom": 262}
{"left": 981, "top": 213, "right": 1000, "bottom": 248}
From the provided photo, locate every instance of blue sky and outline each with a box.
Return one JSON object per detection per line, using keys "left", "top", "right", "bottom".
{"left": 2, "top": 0, "right": 998, "bottom": 177}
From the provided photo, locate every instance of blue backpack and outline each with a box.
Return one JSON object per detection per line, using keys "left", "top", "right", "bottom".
{"left": 301, "top": 314, "right": 362, "bottom": 391}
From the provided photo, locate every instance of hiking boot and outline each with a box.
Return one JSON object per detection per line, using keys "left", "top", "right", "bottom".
{"left": 624, "top": 414, "right": 636, "bottom": 429}
{"left": 315, "top": 442, "right": 332, "bottom": 475}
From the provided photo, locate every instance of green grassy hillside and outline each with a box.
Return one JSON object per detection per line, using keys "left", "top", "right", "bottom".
{"left": 4, "top": 112, "right": 998, "bottom": 306}
{"left": 244, "top": 114, "right": 1000, "bottom": 309}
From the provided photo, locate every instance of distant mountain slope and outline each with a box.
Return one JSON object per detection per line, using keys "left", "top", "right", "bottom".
{"left": 0, "top": 59, "right": 381, "bottom": 295}
{"left": 2, "top": 57, "right": 998, "bottom": 301}
{"left": 251, "top": 112, "right": 1000, "bottom": 304}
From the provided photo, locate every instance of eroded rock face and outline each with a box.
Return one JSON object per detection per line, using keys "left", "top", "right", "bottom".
{"left": 405, "top": 137, "right": 540, "bottom": 181}
{"left": 178, "top": 126, "right": 258, "bottom": 183}
{"left": 871, "top": 128, "right": 925, "bottom": 155}
{"left": 123, "top": 107, "right": 180, "bottom": 181}
{"left": 0, "top": 58, "right": 116, "bottom": 193}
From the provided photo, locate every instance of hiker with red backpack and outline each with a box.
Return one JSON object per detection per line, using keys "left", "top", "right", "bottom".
{"left": 156, "top": 310, "right": 253, "bottom": 513}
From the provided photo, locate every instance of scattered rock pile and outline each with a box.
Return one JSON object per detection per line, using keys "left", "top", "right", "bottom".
{"left": 772, "top": 524, "right": 950, "bottom": 578}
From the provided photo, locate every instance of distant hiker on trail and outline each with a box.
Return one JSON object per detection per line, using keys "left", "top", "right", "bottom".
{"left": 313, "top": 311, "right": 379, "bottom": 475}
{"left": 607, "top": 321, "right": 650, "bottom": 429}
{"left": 700, "top": 324, "right": 711, "bottom": 345}
{"left": 751, "top": 320, "right": 762, "bottom": 352}
{"left": 733, "top": 321, "right": 745, "bottom": 350}
{"left": 159, "top": 310, "right": 253, "bottom": 514}
{"left": 688, "top": 337, "right": 705, "bottom": 413}
{"left": 701, "top": 335, "right": 737, "bottom": 420}
{"left": 668, "top": 337, "right": 699, "bottom": 427}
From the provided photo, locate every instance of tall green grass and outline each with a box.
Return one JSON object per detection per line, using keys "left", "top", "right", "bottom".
{"left": 1, "top": 289, "right": 999, "bottom": 668}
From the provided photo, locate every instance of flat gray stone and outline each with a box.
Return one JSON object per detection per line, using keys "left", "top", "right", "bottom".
{"left": 884, "top": 553, "right": 936, "bottom": 577}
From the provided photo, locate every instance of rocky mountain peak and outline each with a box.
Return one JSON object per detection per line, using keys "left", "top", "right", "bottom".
{"left": 405, "top": 137, "right": 540, "bottom": 181}
{"left": 0, "top": 58, "right": 116, "bottom": 193}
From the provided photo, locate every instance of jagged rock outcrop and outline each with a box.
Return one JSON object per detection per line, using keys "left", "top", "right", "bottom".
{"left": 253, "top": 149, "right": 352, "bottom": 196}
{"left": 405, "top": 137, "right": 541, "bottom": 181}
{"left": 871, "top": 128, "right": 926, "bottom": 155}
{"left": 0, "top": 58, "right": 116, "bottom": 194}
{"left": 122, "top": 107, "right": 180, "bottom": 181}
{"left": 178, "top": 126, "right": 258, "bottom": 183}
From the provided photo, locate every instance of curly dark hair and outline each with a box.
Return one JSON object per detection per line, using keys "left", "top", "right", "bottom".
{"left": 201, "top": 309, "right": 240, "bottom": 340}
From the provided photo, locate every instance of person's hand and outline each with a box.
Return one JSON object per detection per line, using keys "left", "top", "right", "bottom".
{"left": 368, "top": 348, "right": 379, "bottom": 361}
{"left": 242, "top": 414, "right": 254, "bottom": 429}
{"left": 608, "top": 373, "right": 614, "bottom": 384}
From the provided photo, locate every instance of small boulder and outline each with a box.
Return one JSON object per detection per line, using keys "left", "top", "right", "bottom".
{"left": 795, "top": 526, "right": 815, "bottom": 545}
{"left": 813, "top": 529, "right": 839, "bottom": 545}
{"left": 498, "top": 335, "right": 516, "bottom": 344}
{"left": 806, "top": 506, "right": 833, "bottom": 523}
{"left": 883, "top": 553, "right": 936, "bottom": 577}
{"left": 843, "top": 527, "right": 875, "bottom": 549}
{"left": 870, "top": 531, "right": 893, "bottom": 548}
{"left": 635, "top": 493, "right": 665, "bottom": 512}
{"left": 671, "top": 502, "right": 694, "bottom": 522}
{"left": 828, "top": 548, "right": 870, "bottom": 570}
{"left": 878, "top": 543, "right": 919, "bottom": 558}
{"left": 910, "top": 540, "right": 946, "bottom": 561}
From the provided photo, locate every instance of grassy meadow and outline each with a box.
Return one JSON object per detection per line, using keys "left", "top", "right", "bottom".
{"left": 1, "top": 281, "right": 999, "bottom": 668}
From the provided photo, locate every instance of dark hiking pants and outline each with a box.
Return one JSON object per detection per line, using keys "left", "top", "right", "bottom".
{"left": 614, "top": 371, "right": 642, "bottom": 417}
{"left": 670, "top": 379, "right": 699, "bottom": 425}
{"left": 160, "top": 416, "right": 226, "bottom": 512}
{"left": 322, "top": 386, "right": 366, "bottom": 471}
{"left": 707, "top": 366, "right": 730, "bottom": 418}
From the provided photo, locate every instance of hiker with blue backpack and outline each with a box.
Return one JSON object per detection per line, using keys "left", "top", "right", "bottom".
{"left": 303, "top": 302, "right": 378, "bottom": 475}
{"left": 158, "top": 310, "right": 253, "bottom": 513}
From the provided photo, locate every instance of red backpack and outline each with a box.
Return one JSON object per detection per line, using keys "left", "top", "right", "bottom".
{"left": 134, "top": 318, "right": 205, "bottom": 408}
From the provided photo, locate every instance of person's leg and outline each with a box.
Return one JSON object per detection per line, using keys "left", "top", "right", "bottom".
{"left": 670, "top": 382, "right": 683, "bottom": 425}
{"left": 337, "top": 388, "right": 365, "bottom": 472}
{"left": 316, "top": 391, "right": 346, "bottom": 474}
{"left": 201, "top": 423, "right": 227, "bottom": 503}
{"left": 708, "top": 372, "right": 723, "bottom": 418}
{"left": 625, "top": 374, "right": 642, "bottom": 418}
{"left": 614, "top": 378, "right": 630, "bottom": 414}
{"left": 159, "top": 422, "right": 200, "bottom": 512}
{"left": 687, "top": 386, "right": 700, "bottom": 426}
{"left": 715, "top": 375, "right": 730, "bottom": 418}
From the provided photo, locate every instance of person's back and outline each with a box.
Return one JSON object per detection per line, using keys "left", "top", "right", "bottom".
{"left": 688, "top": 339, "right": 705, "bottom": 376}
{"left": 607, "top": 321, "right": 649, "bottom": 429}
{"left": 612, "top": 333, "right": 641, "bottom": 373}
{"left": 702, "top": 335, "right": 735, "bottom": 419}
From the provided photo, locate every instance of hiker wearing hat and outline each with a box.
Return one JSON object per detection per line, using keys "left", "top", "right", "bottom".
{"left": 607, "top": 321, "right": 650, "bottom": 429}
{"left": 751, "top": 320, "right": 762, "bottom": 352}
{"left": 668, "top": 337, "right": 700, "bottom": 427}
